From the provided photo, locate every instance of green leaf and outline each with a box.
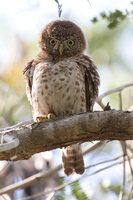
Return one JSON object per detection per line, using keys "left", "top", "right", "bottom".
{"left": 108, "top": 184, "right": 121, "bottom": 194}
{"left": 108, "top": 10, "right": 126, "bottom": 22}
{"left": 91, "top": 17, "right": 98, "bottom": 23}
{"left": 107, "top": 20, "right": 119, "bottom": 29}
{"left": 55, "top": 177, "right": 65, "bottom": 200}
{"left": 100, "top": 12, "right": 107, "bottom": 18}
{"left": 55, "top": 195, "right": 65, "bottom": 200}
{"left": 72, "top": 181, "right": 89, "bottom": 200}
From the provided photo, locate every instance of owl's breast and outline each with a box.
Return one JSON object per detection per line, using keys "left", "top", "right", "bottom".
{"left": 32, "top": 60, "right": 86, "bottom": 118}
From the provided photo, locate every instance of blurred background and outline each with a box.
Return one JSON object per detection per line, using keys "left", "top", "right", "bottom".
{"left": 0, "top": 0, "right": 133, "bottom": 199}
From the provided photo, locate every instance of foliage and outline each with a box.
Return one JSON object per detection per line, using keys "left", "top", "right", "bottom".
{"left": 72, "top": 181, "right": 89, "bottom": 200}
{"left": 91, "top": 8, "right": 133, "bottom": 29}
{"left": 55, "top": 177, "right": 65, "bottom": 200}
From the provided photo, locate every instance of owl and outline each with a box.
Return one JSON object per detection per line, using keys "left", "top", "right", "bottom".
{"left": 23, "top": 20, "right": 100, "bottom": 176}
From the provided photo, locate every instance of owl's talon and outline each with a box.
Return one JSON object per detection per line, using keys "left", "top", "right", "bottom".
{"left": 47, "top": 113, "right": 56, "bottom": 119}
{"left": 36, "top": 115, "right": 48, "bottom": 122}
{"left": 36, "top": 113, "right": 56, "bottom": 122}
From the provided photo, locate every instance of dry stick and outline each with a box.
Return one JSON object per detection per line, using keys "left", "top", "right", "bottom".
{"left": 118, "top": 87, "right": 133, "bottom": 200}
{"left": 88, "top": 158, "right": 133, "bottom": 176}
{"left": 119, "top": 141, "right": 126, "bottom": 200}
{"left": 0, "top": 162, "right": 10, "bottom": 175}
{"left": 97, "top": 92, "right": 125, "bottom": 200}
{"left": 118, "top": 90, "right": 126, "bottom": 200}
{"left": 54, "top": 0, "right": 62, "bottom": 17}
{"left": 124, "top": 143, "right": 133, "bottom": 200}
{"left": 0, "top": 142, "right": 104, "bottom": 195}
{"left": 98, "top": 84, "right": 133, "bottom": 200}
{"left": 87, "top": 0, "right": 92, "bottom": 7}
{"left": 98, "top": 82, "right": 133, "bottom": 100}
{"left": 96, "top": 82, "right": 133, "bottom": 110}
{"left": 20, "top": 156, "right": 133, "bottom": 200}
{"left": 85, "top": 154, "right": 124, "bottom": 169}
{"left": 1, "top": 195, "right": 8, "bottom": 200}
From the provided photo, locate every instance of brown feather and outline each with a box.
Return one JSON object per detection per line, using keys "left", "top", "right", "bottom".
{"left": 23, "top": 20, "right": 100, "bottom": 176}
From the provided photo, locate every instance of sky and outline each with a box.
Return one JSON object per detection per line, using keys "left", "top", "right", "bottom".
{"left": 0, "top": 0, "right": 132, "bottom": 37}
{"left": 0, "top": 0, "right": 132, "bottom": 91}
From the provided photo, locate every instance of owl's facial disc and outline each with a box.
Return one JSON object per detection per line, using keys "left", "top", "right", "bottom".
{"left": 48, "top": 38, "right": 64, "bottom": 56}
{"left": 58, "top": 40, "right": 74, "bottom": 56}
{"left": 50, "top": 38, "right": 75, "bottom": 56}
{"left": 39, "top": 20, "right": 86, "bottom": 60}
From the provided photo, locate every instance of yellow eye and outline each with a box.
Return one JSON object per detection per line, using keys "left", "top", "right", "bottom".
{"left": 67, "top": 39, "right": 74, "bottom": 46}
{"left": 50, "top": 38, "right": 57, "bottom": 45}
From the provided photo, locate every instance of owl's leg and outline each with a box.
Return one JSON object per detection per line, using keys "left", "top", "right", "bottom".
{"left": 62, "top": 144, "right": 85, "bottom": 176}
{"left": 62, "top": 146, "right": 75, "bottom": 176}
{"left": 36, "top": 113, "right": 56, "bottom": 122}
{"left": 73, "top": 144, "right": 85, "bottom": 174}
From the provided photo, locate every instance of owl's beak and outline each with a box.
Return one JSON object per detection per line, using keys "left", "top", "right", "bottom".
{"left": 59, "top": 44, "right": 64, "bottom": 56}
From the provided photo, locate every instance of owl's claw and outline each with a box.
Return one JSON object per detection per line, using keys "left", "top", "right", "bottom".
{"left": 36, "top": 113, "right": 56, "bottom": 122}
{"left": 36, "top": 115, "right": 48, "bottom": 122}
{"left": 47, "top": 113, "right": 56, "bottom": 120}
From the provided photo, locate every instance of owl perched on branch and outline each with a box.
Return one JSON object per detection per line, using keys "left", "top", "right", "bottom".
{"left": 23, "top": 20, "right": 100, "bottom": 176}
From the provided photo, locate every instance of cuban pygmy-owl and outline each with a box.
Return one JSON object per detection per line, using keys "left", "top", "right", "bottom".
{"left": 23, "top": 20, "right": 100, "bottom": 176}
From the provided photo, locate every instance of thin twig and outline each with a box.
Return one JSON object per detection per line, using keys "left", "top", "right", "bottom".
{"left": 119, "top": 142, "right": 126, "bottom": 200}
{"left": 97, "top": 83, "right": 133, "bottom": 200}
{"left": 0, "top": 195, "right": 8, "bottom": 200}
{"left": 85, "top": 154, "right": 124, "bottom": 170}
{"left": 20, "top": 156, "right": 133, "bottom": 200}
{"left": 118, "top": 92, "right": 123, "bottom": 110}
{"left": 87, "top": 0, "right": 92, "bottom": 7}
{"left": 124, "top": 143, "right": 133, "bottom": 200}
{"left": 88, "top": 158, "right": 133, "bottom": 177}
{"left": 0, "top": 142, "right": 104, "bottom": 195}
{"left": 54, "top": 0, "right": 62, "bottom": 17}
{"left": 0, "top": 161, "right": 10, "bottom": 175}
{"left": 98, "top": 83, "right": 133, "bottom": 100}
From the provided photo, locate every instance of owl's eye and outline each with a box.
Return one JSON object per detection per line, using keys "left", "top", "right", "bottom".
{"left": 49, "top": 38, "right": 57, "bottom": 45}
{"left": 67, "top": 39, "right": 74, "bottom": 46}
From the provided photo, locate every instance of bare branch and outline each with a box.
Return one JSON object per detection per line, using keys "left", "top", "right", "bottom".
{"left": 0, "top": 142, "right": 104, "bottom": 195}
{"left": 98, "top": 83, "right": 133, "bottom": 100}
{"left": 21, "top": 156, "right": 133, "bottom": 200}
{"left": 0, "top": 110, "right": 133, "bottom": 160}
{"left": 54, "top": 0, "right": 62, "bottom": 17}
{"left": 119, "top": 141, "right": 126, "bottom": 200}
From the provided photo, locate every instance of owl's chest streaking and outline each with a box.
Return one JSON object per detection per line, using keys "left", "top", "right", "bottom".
{"left": 32, "top": 59, "right": 86, "bottom": 119}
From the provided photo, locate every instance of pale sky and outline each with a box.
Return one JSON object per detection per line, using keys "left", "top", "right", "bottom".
{"left": 0, "top": 0, "right": 132, "bottom": 90}
{"left": 0, "top": 0, "right": 131, "bottom": 37}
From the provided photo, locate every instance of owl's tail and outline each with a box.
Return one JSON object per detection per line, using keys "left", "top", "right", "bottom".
{"left": 62, "top": 144, "right": 85, "bottom": 176}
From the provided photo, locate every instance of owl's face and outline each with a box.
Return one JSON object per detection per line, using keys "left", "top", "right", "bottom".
{"left": 39, "top": 20, "right": 86, "bottom": 61}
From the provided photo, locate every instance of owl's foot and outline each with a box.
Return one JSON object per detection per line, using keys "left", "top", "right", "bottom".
{"left": 36, "top": 113, "right": 56, "bottom": 122}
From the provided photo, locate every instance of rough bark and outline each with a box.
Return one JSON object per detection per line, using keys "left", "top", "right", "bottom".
{"left": 0, "top": 110, "right": 133, "bottom": 160}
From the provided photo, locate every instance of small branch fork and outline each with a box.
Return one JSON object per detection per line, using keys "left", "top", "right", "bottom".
{"left": 97, "top": 82, "right": 133, "bottom": 200}
{"left": 54, "top": 0, "right": 62, "bottom": 17}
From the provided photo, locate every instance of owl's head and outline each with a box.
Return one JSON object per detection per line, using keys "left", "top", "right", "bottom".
{"left": 39, "top": 20, "right": 86, "bottom": 61}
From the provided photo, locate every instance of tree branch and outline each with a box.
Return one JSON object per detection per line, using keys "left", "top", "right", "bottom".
{"left": 0, "top": 142, "right": 104, "bottom": 195}
{"left": 0, "top": 110, "right": 133, "bottom": 160}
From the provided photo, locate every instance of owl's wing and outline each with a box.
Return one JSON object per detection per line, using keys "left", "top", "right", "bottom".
{"left": 23, "top": 60, "right": 35, "bottom": 104}
{"left": 76, "top": 55, "right": 100, "bottom": 112}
